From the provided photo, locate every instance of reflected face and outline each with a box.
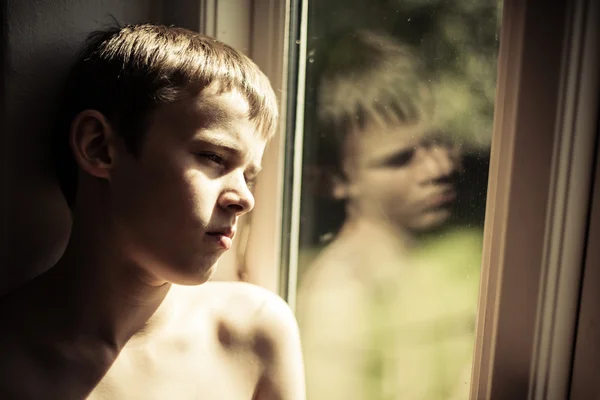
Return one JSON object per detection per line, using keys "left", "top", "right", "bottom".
{"left": 341, "top": 121, "right": 461, "bottom": 233}
{"left": 109, "top": 88, "right": 266, "bottom": 285}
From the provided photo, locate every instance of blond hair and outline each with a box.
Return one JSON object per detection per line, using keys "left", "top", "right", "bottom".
{"left": 54, "top": 23, "right": 278, "bottom": 207}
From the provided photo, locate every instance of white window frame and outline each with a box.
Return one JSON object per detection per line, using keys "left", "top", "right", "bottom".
{"left": 241, "top": 0, "right": 292, "bottom": 294}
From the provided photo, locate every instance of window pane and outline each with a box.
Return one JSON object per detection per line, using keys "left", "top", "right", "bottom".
{"left": 291, "top": 1, "right": 501, "bottom": 399}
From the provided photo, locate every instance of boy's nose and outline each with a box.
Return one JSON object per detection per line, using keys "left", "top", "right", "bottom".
{"left": 218, "top": 176, "right": 255, "bottom": 215}
{"left": 419, "top": 146, "right": 459, "bottom": 184}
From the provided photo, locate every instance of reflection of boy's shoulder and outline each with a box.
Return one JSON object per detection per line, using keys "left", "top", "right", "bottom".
{"left": 91, "top": 282, "right": 299, "bottom": 400}
{"left": 302, "top": 226, "right": 409, "bottom": 291}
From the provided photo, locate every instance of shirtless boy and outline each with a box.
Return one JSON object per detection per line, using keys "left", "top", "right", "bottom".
{"left": 296, "top": 30, "right": 481, "bottom": 399}
{"left": 0, "top": 23, "right": 305, "bottom": 399}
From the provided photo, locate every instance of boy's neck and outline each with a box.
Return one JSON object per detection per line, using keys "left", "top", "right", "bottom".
{"left": 11, "top": 205, "right": 172, "bottom": 354}
{"left": 341, "top": 214, "right": 415, "bottom": 247}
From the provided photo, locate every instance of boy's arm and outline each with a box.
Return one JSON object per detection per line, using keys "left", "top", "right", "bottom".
{"left": 251, "top": 290, "right": 306, "bottom": 400}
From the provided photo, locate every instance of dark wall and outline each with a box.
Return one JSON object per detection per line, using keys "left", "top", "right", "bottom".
{"left": 1, "top": 0, "right": 162, "bottom": 294}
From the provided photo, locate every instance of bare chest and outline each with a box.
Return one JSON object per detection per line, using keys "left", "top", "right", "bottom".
{"left": 88, "top": 325, "right": 262, "bottom": 399}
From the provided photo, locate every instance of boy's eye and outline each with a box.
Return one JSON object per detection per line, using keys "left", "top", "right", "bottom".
{"left": 381, "top": 149, "right": 416, "bottom": 168}
{"left": 196, "top": 152, "right": 225, "bottom": 166}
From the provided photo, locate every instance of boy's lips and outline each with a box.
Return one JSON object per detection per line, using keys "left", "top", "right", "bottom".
{"left": 206, "top": 228, "right": 235, "bottom": 250}
{"left": 425, "top": 189, "right": 457, "bottom": 208}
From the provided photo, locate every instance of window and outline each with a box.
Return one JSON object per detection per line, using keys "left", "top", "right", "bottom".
{"left": 283, "top": 1, "right": 500, "bottom": 399}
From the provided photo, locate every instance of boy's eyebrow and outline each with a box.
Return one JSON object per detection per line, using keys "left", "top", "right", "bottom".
{"left": 370, "top": 147, "right": 416, "bottom": 166}
{"left": 197, "top": 135, "right": 243, "bottom": 154}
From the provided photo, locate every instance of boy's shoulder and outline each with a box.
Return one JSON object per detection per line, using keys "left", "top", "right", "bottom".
{"left": 170, "top": 281, "right": 300, "bottom": 351}
{"left": 170, "top": 281, "right": 305, "bottom": 397}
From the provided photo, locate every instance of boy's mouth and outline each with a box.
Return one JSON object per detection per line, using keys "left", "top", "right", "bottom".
{"left": 424, "top": 189, "right": 457, "bottom": 209}
{"left": 206, "top": 228, "right": 235, "bottom": 250}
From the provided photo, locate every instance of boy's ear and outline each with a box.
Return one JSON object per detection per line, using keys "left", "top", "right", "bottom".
{"left": 69, "top": 110, "right": 117, "bottom": 180}
{"left": 304, "top": 164, "right": 351, "bottom": 200}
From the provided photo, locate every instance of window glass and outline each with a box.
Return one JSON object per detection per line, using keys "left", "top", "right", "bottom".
{"left": 290, "top": 1, "right": 501, "bottom": 398}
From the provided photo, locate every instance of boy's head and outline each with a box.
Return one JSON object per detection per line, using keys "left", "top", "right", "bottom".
{"left": 53, "top": 23, "right": 278, "bottom": 284}
{"left": 317, "top": 30, "right": 461, "bottom": 233}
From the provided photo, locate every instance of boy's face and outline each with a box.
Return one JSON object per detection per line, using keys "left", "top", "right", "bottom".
{"left": 108, "top": 88, "right": 266, "bottom": 285}
{"left": 339, "top": 120, "right": 461, "bottom": 233}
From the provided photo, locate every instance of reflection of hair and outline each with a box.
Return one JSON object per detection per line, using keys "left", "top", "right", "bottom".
{"left": 316, "top": 30, "right": 432, "bottom": 174}
{"left": 54, "top": 23, "right": 278, "bottom": 208}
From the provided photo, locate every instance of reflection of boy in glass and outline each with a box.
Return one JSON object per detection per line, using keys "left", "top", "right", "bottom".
{"left": 296, "top": 30, "right": 481, "bottom": 400}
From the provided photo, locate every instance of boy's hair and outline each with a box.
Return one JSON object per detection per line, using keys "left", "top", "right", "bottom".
{"left": 315, "top": 30, "right": 433, "bottom": 176}
{"left": 54, "top": 23, "right": 278, "bottom": 208}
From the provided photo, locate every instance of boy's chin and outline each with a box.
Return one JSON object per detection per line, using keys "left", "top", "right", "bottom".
{"left": 181, "top": 263, "right": 219, "bottom": 286}
{"left": 154, "top": 259, "right": 221, "bottom": 286}
{"left": 405, "top": 210, "right": 452, "bottom": 234}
